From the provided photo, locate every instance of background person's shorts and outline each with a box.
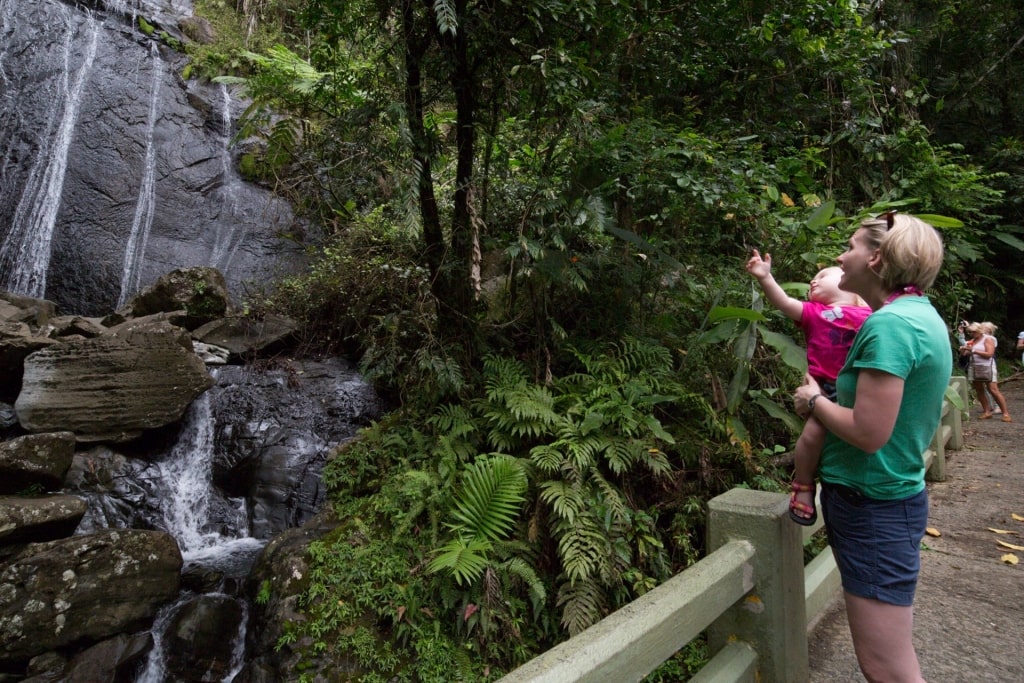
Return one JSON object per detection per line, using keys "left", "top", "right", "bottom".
{"left": 821, "top": 482, "right": 928, "bottom": 606}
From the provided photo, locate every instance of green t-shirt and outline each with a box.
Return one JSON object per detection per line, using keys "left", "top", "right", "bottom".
{"left": 820, "top": 296, "right": 953, "bottom": 500}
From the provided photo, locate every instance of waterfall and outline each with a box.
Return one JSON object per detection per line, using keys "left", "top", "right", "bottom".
{"left": 209, "top": 85, "right": 248, "bottom": 272}
{"left": 118, "top": 41, "right": 162, "bottom": 308}
{"left": 155, "top": 381, "right": 261, "bottom": 561}
{"left": 0, "top": 8, "right": 99, "bottom": 297}
{"left": 135, "top": 378, "right": 263, "bottom": 682}
{"left": 0, "top": 1, "right": 16, "bottom": 189}
{"left": 105, "top": 0, "right": 139, "bottom": 20}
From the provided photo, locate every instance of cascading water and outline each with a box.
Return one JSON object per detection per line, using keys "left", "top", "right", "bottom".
{"left": 135, "top": 380, "right": 264, "bottom": 682}
{"left": 0, "top": 5, "right": 99, "bottom": 297}
{"left": 118, "top": 41, "right": 163, "bottom": 308}
{"left": 209, "top": 85, "right": 248, "bottom": 272}
{"left": 0, "top": 0, "right": 18, "bottom": 184}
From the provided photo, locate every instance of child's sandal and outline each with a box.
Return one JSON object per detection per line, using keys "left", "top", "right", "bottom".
{"left": 789, "top": 481, "right": 818, "bottom": 526}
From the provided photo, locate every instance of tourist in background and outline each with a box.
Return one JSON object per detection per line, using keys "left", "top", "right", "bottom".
{"left": 960, "top": 322, "right": 1011, "bottom": 422}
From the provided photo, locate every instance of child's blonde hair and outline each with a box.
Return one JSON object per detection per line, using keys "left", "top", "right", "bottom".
{"left": 818, "top": 266, "right": 867, "bottom": 307}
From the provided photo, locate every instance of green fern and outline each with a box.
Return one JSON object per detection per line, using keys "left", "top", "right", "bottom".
{"left": 556, "top": 577, "right": 609, "bottom": 636}
{"left": 432, "top": 0, "right": 458, "bottom": 36}
{"left": 429, "top": 537, "right": 492, "bottom": 585}
{"left": 428, "top": 455, "right": 528, "bottom": 584}
{"left": 449, "top": 456, "right": 527, "bottom": 542}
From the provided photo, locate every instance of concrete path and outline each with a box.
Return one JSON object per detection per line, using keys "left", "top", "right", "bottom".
{"left": 808, "top": 377, "right": 1024, "bottom": 682}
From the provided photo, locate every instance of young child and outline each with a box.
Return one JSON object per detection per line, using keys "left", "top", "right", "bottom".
{"left": 746, "top": 249, "right": 872, "bottom": 524}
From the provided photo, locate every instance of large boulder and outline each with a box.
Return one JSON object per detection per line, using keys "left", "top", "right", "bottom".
{"left": 162, "top": 594, "right": 246, "bottom": 681}
{"left": 239, "top": 510, "right": 354, "bottom": 682}
{"left": 0, "top": 293, "right": 57, "bottom": 328}
{"left": 0, "top": 322, "right": 59, "bottom": 402}
{"left": 117, "top": 267, "right": 233, "bottom": 330}
{"left": 0, "top": 432, "right": 76, "bottom": 494}
{"left": 15, "top": 334, "right": 214, "bottom": 442}
{"left": 0, "top": 528, "right": 182, "bottom": 667}
{"left": 0, "top": 495, "right": 88, "bottom": 545}
{"left": 191, "top": 314, "right": 298, "bottom": 360}
{"left": 39, "top": 632, "right": 153, "bottom": 683}
{"left": 63, "top": 446, "right": 166, "bottom": 534}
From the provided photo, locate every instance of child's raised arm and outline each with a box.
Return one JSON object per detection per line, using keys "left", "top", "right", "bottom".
{"left": 745, "top": 249, "right": 803, "bottom": 322}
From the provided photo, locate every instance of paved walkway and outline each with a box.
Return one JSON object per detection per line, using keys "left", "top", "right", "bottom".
{"left": 808, "top": 376, "right": 1024, "bottom": 682}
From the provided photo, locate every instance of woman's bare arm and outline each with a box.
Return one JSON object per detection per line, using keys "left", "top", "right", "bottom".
{"left": 797, "top": 369, "right": 904, "bottom": 453}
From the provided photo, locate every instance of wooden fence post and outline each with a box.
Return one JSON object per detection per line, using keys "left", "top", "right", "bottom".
{"left": 707, "top": 489, "right": 808, "bottom": 683}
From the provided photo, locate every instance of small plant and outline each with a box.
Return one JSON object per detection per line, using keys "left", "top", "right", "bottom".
{"left": 255, "top": 579, "right": 272, "bottom": 605}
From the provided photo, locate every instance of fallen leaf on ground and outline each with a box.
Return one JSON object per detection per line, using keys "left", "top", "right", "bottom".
{"left": 925, "top": 527, "right": 941, "bottom": 537}
{"left": 1013, "top": 513, "right": 1024, "bottom": 522}
{"left": 987, "top": 528, "right": 1018, "bottom": 535}
{"left": 1000, "top": 554, "right": 1019, "bottom": 565}
{"left": 997, "top": 540, "right": 1024, "bottom": 551}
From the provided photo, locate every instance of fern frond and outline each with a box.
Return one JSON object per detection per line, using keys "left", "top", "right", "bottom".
{"left": 529, "top": 443, "right": 563, "bottom": 473}
{"left": 556, "top": 515, "right": 606, "bottom": 583}
{"left": 500, "top": 556, "right": 548, "bottom": 612}
{"left": 538, "top": 480, "right": 585, "bottom": 524}
{"left": 433, "top": 0, "right": 458, "bottom": 36}
{"left": 556, "top": 577, "right": 608, "bottom": 636}
{"left": 483, "top": 355, "right": 528, "bottom": 401}
{"left": 427, "top": 403, "right": 478, "bottom": 439}
{"left": 241, "top": 45, "right": 326, "bottom": 94}
{"left": 449, "top": 456, "right": 527, "bottom": 542}
{"left": 614, "top": 337, "right": 673, "bottom": 375}
{"left": 432, "top": 434, "right": 477, "bottom": 469}
{"left": 563, "top": 433, "right": 605, "bottom": 471}
{"left": 639, "top": 444, "right": 672, "bottom": 476}
{"left": 428, "top": 537, "right": 492, "bottom": 585}
{"left": 602, "top": 437, "right": 638, "bottom": 474}
{"left": 587, "top": 469, "right": 629, "bottom": 524}
{"left": 414, "top": 346, "right": 466, "bottom": 396}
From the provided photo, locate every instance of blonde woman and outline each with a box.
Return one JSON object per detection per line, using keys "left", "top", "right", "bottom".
{"left": 794, "top": 212, "right": 950, "bottom": 683}
{"left": 961, "top": 322, "right": 1011, "bottom": 421}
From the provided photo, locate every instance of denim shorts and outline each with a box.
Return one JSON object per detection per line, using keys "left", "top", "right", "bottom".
{"left": 821, "top": 482, "right": 928, "bottom": 607}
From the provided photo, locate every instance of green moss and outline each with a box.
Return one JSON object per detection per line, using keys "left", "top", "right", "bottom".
{"left": 138, "top": 16, "right": 155, "bottom": 36}
{"left": 238, "top": 152, "right": 260, "bottom": 181}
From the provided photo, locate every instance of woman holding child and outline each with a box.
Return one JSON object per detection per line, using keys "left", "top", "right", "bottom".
{"left": 794, "top": 212, "right": 950, "bottom": 683}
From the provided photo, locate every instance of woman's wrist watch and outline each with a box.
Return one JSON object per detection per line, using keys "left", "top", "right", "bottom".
{"left": 807, "top": 393, "right": 823, "bottom": 417}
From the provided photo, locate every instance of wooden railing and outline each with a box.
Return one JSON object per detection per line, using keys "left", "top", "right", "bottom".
{"left": 498, "top": 377, "right": 968, "bottom": 683}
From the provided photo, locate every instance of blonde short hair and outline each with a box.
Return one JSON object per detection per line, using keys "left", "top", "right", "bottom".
{"left": 965, "top": 321, "right": 996, "bottom": 336}
{"left": 858, "top": 213, "right": 945, "bottom": 291}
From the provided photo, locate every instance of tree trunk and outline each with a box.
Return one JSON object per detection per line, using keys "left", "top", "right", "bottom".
{"left": 402, "top": 0, "right": 443, "bottom": 280}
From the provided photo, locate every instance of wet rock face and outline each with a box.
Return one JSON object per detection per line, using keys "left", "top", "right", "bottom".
{"left": 0, "top": 0, "right": 305, "bottom": 316}
{"left": 210, "top": 360, "right": 385, "bottom": 539}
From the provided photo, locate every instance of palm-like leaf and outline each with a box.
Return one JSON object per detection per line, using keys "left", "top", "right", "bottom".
{"left": 449, "top": 456, "right": 527, "bottom": 542}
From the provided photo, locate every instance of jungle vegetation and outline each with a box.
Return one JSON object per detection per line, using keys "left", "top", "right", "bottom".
{"left": 191, "top": 1, "right": 1024, "bottom": 679}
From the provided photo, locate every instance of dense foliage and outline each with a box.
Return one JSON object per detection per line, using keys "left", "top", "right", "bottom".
{"left": 192, "top": 0, "right": 1024, "bottom": 679}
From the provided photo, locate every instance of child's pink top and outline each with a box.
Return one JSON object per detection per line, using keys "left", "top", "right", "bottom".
{"left": 801, "top": 301, "right": 872, "bottom": 383}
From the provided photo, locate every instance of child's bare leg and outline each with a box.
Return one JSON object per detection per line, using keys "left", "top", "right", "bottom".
{"left": 792, "top": 416, "right": 827, "bottom": 521}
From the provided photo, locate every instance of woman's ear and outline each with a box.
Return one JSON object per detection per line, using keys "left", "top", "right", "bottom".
{"left": 866, "top": 248, "right": 883, "bottom": 278}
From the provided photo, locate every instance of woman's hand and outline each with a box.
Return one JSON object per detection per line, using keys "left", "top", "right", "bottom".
{"left": 793, "top": 374, "right": 822, "bottom": 419}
